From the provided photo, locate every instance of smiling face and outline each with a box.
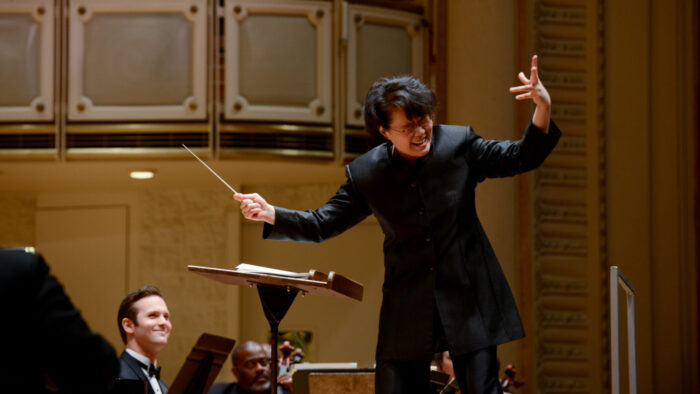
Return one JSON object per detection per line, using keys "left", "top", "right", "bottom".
{"left": 122, "top": 295, "right": 171, "bottom": 361}
{"left": 379, "top": 107, "right": 433, "bottom": 162}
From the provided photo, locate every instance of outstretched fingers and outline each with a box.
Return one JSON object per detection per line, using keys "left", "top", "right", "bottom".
{"left": 509, "top": 55, "right": 547, "bottom": 103}
{"left": 509, "top": 84, "right": 530, "bottom": 93}
{"left": 530, "top": 55, "right": 539, "bottom": 85}
{"left": 510, "top": 70, "right": 532, "bottom": 94}
{"left": 518, "top": 71, "right": 530, "bottom": 85}
{"left": 514, "top": 92, "right": 532, "bottom": 101}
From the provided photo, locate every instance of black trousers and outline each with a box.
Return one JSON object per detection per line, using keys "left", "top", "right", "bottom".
{"left": 374, "top": 306, "right": 502, "bottom": 394}
{"left": 374, "top": 347, "right": 500, "bottom": 394}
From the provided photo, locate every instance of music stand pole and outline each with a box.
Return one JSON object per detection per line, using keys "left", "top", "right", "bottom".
{"left": 187, "top": 264, "right": 364, "bottom": 392}
{"left": 257, "top": 284, "right": 299, "bottom": 394}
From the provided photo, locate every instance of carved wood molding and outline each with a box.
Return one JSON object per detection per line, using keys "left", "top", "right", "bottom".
{"left": 526, "top": 0, "right": 608, "bottom": 393}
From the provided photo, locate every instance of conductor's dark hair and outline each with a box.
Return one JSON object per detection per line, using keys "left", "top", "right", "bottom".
{"left": 117, "top": 286, "right": 163, "bottom": 344}
{"left": 363, "top": 75, "right": 436, "bottom": 140}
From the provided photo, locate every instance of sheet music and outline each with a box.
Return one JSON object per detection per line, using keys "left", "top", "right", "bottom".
{"left": 235, "top": 263, "right": 309, "bottom": 279}
{"left": 292, "top": 362, "right": 358, "bottom": 371}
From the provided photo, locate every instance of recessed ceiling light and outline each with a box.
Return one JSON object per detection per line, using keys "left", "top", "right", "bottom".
{"left": 130, "top": 170, "right": 155, "bottom": 180}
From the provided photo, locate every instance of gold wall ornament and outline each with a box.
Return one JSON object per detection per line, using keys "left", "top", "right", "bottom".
{"left": 526, "top": 0, "right": 609, "bottom": 393}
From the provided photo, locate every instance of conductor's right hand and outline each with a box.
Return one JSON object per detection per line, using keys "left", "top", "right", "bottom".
{"left": 234, "top": 193, "right": 276, "bottom": 225}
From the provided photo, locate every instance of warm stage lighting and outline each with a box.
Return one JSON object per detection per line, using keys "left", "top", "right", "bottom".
{"left": 129, "top": 170, "right": 155, "bottom": 180}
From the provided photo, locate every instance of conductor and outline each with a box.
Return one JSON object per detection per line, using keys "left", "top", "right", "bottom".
{"left": 234, "top": 55, "right": 560, "bottom": 394}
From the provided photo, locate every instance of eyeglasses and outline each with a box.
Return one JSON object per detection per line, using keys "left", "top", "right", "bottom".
{"left": 388, "top": 117, "right": 432, "bottom": 135}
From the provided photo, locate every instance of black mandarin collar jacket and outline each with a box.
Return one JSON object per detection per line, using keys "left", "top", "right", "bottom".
{"left": 264, "top": 120, "right": 561, "bottom": 360}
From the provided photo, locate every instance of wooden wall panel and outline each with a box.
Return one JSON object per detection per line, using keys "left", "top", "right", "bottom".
{"left": 520, "top": 1, "right": 608, "bottom": 393}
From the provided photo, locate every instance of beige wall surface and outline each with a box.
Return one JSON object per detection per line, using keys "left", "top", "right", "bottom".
{"left": 35, "top": 205, "right": 129, "bottom": 348}
{"left": 607, "top": 0, "right": 698, "bottom": 392}
{"left": 446, "top": 0, "right": 522, "bottom": 369}
{"left": 133, "top": 189, "right": 242, "bottom": 383}
{"left": 0, "top": 193, "right": 36, "bottom": 247}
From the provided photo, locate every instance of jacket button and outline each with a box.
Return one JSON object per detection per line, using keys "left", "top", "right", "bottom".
{"left": 418, "top": 209, "right": 424, "bottom": 215}
{"left": 410, "top": 182, "right": 417, "bottom": 188}
{"left": 429, "top": 266, "right": 435, "bottom": 271}
{"left": 425, "top": 237, "right": 431, "bottom": 242}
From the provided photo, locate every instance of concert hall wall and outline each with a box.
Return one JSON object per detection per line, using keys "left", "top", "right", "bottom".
{"left": 0, "top": 0, "right": 697, "bottom": 393}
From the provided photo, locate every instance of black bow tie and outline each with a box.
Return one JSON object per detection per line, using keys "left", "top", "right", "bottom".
{"left": 138, "top": 361, "right": 161, "bottom": 380}
{"left": 148, "top": 364, "right": 161, "bottom": 380}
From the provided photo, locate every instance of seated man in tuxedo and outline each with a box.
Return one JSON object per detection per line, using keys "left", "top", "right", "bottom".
{"left": 117, "top": 286, "right": 172, "bottom": 394}
{"left": 0, "top": 248, "right": 118, "bottom": 394}
{"left": 209, "top": 340, "right": 285, "bottom": 394}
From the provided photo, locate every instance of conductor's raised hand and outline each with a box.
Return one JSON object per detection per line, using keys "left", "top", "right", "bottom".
{"left": 233, "top": 193, "right": 275, "bottom": 225}
{"left": 509, "top": 54, "right": 551, "bottom": 131}
{"left": 509, "top": 55, "right": 550, "bottom": 107}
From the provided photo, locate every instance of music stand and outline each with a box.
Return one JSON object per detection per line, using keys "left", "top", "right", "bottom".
{"left": 291, "top": 367, "right": 374, "bottom": 394}
{"left": 188, "top": 265, "right": 363, "bottom": 393}
{"left": 169, "top": 333, "right": 236, "bottom": 394}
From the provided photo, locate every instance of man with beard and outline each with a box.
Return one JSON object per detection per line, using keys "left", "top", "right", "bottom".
{"left": 208, "top": 341, "right": 273, "bottom": 394}
{"left": 117, "top": 286, "right": 172, "bottom": 394}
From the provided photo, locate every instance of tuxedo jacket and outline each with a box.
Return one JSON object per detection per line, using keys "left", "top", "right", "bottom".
{"left": 0, "top": 248, "right": 118, "bottom": 393}
{"left": 119, "top": 351, "right": 168, "bottom": 394}
{"left": 264, "top": 121, "right": 561, "bottom": 360}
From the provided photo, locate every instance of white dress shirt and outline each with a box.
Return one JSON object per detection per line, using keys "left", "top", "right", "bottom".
{"left": 125, "top": 348, "right": 163, "bottom": 394}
